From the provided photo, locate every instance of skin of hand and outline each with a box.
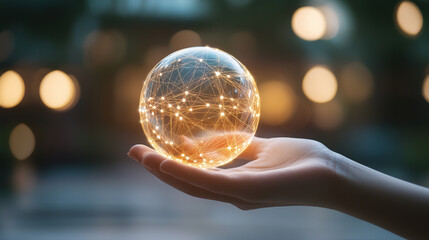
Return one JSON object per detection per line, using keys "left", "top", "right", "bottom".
{"left": 128, "top": 136, "right": 340, "bottom": 210}
{"left": 128, "top": 135, "right": 429, "bottom": 239}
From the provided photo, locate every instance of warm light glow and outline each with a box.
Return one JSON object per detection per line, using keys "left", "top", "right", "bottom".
{"left": 292, "top": 7, "right": 326, "bottom": 41}
{"left": 259, "top": 80, "right": 295, "bottom": 125}
{"left": 340, "top": 62, "right": 374, "bottom": 103}
{"left": 423, "top": 75, "right": 429, "bottom": 103}
{"left": 9, "top": 124, "right": 35, "bottom": 160}
{"left": 140, "top": 47, "right": 260, "bottom": 168}
{"left": 396, "top": 1, "right": 423, "bottom": 37}
{"left": 0, "top": 71, "right": 25, "bottom": 108}
{"left": 169, "top": 30, "right": 202, "bottom": 51}
{"left": 303, "top": 66, "right": 337, "bottom": 103}
{"left": 39, "top": 70, "right": 78, "bottom": 111}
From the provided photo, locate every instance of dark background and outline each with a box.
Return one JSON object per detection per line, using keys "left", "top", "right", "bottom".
{"left": 0, "top": 0, "right": 428, "bottom": 239}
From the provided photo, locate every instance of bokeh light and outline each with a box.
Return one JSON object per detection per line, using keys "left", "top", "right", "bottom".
{"left": 140, "top": 47, "right": 260, "bottom": 168}
{"left": 423, "top": 75, "right": 429, "bottom": 103}
{"left": 259, "top": 80, "right": 295, "bottom": 125}
{"left": 291, "top": 6, "right": 326, "bottom": 41}
{"left": 9, "top": 124, "right": 36, "bottom": 160}
{"left": 0, "top": 70, "right": 25, "bottom": 108}
{"left": 302, "top": 66, "right": 337, "bottom": 103}
{"left": 39, "top": 70, "right": 79, "bottom": 111}
{"left": 169, "top": 30, "right": 202, "bottom": 51}
{"left": 313, "top": 100, "right": 344, "bottom": 130}
{"left": 395, "top": 1, "right": 423, "bottom": 37}
{"left": 340, "top": 62, "right": 374, "bottom": 103}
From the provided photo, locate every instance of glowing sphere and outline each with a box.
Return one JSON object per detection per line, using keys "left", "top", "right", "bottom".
{"left": 139, "top": 47, "right": 260, "bottom": 168}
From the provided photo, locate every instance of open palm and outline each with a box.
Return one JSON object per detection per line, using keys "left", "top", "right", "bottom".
{"left": 128, "top": 136, "right": 338, "bottom": 210}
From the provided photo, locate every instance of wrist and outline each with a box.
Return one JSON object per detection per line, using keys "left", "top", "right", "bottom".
{"left": 317, "top": 150, "right": 354, "bottom": 210}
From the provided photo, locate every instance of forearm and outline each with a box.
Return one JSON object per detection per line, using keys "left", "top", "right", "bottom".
{"left": 328, "top": 153, "right": 429, "bottom": 239}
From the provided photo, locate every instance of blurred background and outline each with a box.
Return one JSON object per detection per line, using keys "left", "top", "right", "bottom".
{"left": 1, "top": 0, "right": 428, "bottom": 239}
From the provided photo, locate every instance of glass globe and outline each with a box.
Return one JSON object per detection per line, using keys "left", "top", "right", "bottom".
{"left": 139, "top": 46, "right": 260, "bottom": 168}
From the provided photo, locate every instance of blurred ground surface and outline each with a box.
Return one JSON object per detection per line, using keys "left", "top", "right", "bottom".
{"left": 0, "top": 160, "right": 402, "bottom": 240}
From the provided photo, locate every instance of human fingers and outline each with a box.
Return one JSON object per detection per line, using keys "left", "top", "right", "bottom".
{"left": 159, "top": 159, "right": 244, "bottom": 197}
{"left": 143, "top": 159, "right": 257, "bottom": 205}
{"left": 128, "top": 144, "right": 160, "bottom": 163}
{"left": 129, "top": 145, "right": 255, "bottom": 205}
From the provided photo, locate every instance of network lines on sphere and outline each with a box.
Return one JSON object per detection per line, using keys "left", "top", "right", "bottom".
{"left": 139, "top": 46, "right": 260, "bottom": 168}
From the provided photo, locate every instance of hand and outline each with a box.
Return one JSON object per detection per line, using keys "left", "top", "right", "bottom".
{"left": 129, "top": 135, "right": 429, "bottom": 238}
{"left": 128, "top": 136, "right": 339, "bottom": 210}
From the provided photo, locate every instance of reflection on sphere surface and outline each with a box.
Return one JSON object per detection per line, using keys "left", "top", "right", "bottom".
{"left": 140, "top": 47, "right": 260, "bottom": 168}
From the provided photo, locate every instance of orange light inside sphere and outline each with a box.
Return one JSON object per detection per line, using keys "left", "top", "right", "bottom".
{"left": 139, "top": 47, "right": 260, "bottom": 168}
